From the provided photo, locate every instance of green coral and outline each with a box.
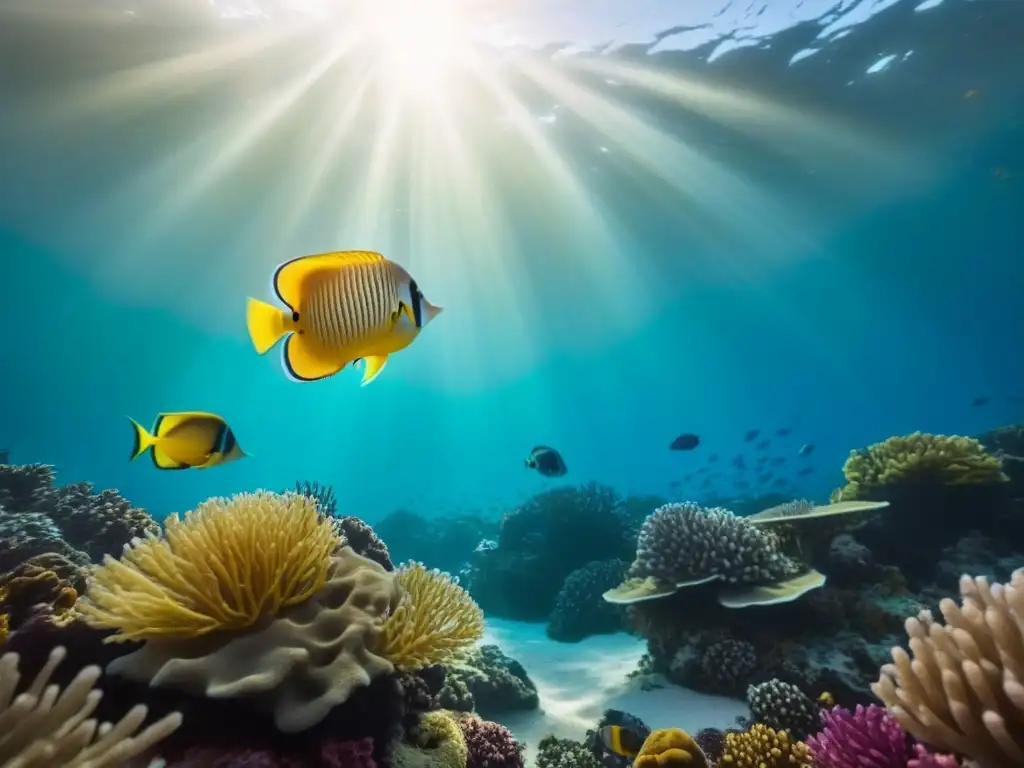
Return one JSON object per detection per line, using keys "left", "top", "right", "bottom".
{"left": 391, "top": 710, "right": 468, "bottom": 768}
{"left": 536, "top": 735, "right": 601, "bottom": 768}
{"left": 832, "top": 431, "right": 1009, "bottom": 501}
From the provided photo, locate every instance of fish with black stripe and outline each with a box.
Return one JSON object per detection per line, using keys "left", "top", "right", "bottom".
{"left": 128, "top": 411, "right": 246, "bottom": 470}
{"left": 597, "top": 725, "right": 648, "bottom": 762}
{"left": 246, "top": 250, "right": 442, "bottom": 385}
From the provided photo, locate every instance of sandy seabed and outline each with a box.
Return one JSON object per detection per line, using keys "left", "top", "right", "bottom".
{"left": 480, "top": 618, "right": 748, "bottom": 765}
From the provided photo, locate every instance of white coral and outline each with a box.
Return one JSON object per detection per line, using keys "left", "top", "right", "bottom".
{"left": 0, "top": 646, "right": 182, "bottom": 768}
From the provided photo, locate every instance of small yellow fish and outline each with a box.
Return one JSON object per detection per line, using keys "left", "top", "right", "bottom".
{"left": 818, "top": 691, "right": 835, "bottom": 708}
{"left": 128, "top": 412, "right": 246, "bottom": 470}
{"left": 246, "top": 250, "right": 442, "bottom": 385}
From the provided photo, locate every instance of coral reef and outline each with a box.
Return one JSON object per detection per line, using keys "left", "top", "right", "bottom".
{"left": 80, "top": 491, "right": 338, "bottom": 639}
{"left": 375, "top": 509, "right": 499, "bottom": 578}
{"left": 442, "top": 645, "right": 539, "bottom": 719}
{"left": 547, "top": 559, "right": 629, "bottom": 642}
{"left": 0, "top": 645, "right": 182, "bottom": 767}
{"left": 718, "top": 724, "right": 812, "bottom": 767}
{"left": 381, "top": 562, "right": 484, "bottom": 671}
{"left": 833, "top": 432, "right": 1009, "bottom": 501}
{"left": 0, "top": 463, "right": 158, "bottom": 564}
{"left": 0, "top": 559, "right": 78, "bottom": 631}
{"left": 456, "top": 714, "right": 524, "bottom": 768}
{"left": 468, "top": 484, "right": 635, "bottom": 621}
{"left": 745, "top": 679, "right": 819, "bottom": 741}
{"left": 872, "top": 567, "right": 1024, "bottom": 767}
{"left": 807, "top": 704, "right": 913, "bottom": 767}
{"left": 634, "top": 729, "right": 709, "bottom": 768}
{"left": 536, "top": 735, "right": 602, "bottom": 768}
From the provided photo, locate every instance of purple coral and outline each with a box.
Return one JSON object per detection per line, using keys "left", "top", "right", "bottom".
{"left": 909, "top": 745, "right": 963, "bottom": 768}
{"left": 807, "top": 705, "right": 912, "bottom": 767}
{"left": 320, "top": 737, "right": 376, "bottom": 768}
{"left": 458, "top": 714, "right": 525, "bottom": 768}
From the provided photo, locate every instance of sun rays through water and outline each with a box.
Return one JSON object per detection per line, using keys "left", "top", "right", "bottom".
{"left": 1, "top": 0, "right": 910, "bottom": 388}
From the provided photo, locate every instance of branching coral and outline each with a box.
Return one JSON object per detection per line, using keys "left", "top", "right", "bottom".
{"left": 79, "top": 490, "right": 338, "bottom": 640}
{"left": 872, "top": 567, "right": 1024, "bottom": 767}
{"left": 718, "top": 724, "right": 812, "bottom": 768}
{"left": 380, "top": 562, "right": 484, "bottom": 671}
{"left": 833, "top": 432, "right": 1009, "bottom": 501}
{"left": 0, "top": 645, "right": 182, "bottom": 767}
{"left": 457, "top": 714, "right": 524, "bottom": 768}
{"left": 807, "top": 704, "right": 912, "bottom": 767}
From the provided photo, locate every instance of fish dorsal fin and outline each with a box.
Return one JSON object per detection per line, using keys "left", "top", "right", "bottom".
{"left": 272, "top": 251, "right": 386, "bottom": 309}
{"left": 153, "top": 411, "right": 224, "bottom": 437}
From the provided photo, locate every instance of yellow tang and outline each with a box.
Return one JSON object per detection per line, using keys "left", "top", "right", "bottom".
{"left": 245, "top": 250, "right": 443, "bottom": 385}
{"left": 128, "top": 411, "right": 246, "bottom": 470}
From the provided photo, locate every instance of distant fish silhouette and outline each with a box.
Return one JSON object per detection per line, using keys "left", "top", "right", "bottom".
{"left": 771, "top": 477, "right": 788, "bottom": 488}
{"left": 756, "top": 439, "right": 771, "bottom": 450}
{"left": 707, "top": 454, "right": 719, "bottom": 463}
{"left": 972, "top": 396, "right": 990, "bottom": 407}
{"left": 525, "top": 446, "right": 567, "bottom": 477}
{"left": 758, "top": 472, "right": 773, "bottom": 484}
{"left": 775, "top": 427, "right": 792, "bottom": 437}
{"left": 732, "top": 455, "right": 747, "bottom": 470}
{"left": 744, "top": 429, "right": 760, "bottom": 442}
{"left": 798, "top": 466, "right": 815, "bottom": 476}
{"left": 798, "top": 443, "right": 815, "bottom": 457}
{"left": 669, "top": 480, "right": 681, "bottom": 488}
{"left": 670, "top": 433, "right": 700, "bottom": 451}
{"left": 770, "top": 456, "right": 787, "bottom": 466}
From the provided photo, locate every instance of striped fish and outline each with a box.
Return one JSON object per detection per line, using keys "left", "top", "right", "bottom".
{"left": 246, "top": 250, "right": 442, "bottom": 385}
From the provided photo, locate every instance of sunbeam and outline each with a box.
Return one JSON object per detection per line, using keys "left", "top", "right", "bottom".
{"left": 0, "top": 0, "right": 911, "bottom": 384}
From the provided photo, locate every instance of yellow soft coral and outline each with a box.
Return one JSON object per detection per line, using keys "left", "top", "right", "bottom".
{"left": 391, "top": 710, "right": 468, "bottom": 768}
{"left": 832, "top": 431, "right": 1008, "bottom": 501}
{"left": 718, "top": 724, "right": 812, "bottom": 768}
{"left": 0, "top": 563, "right": 78, "bottom": 630}
{"left": 78, "top": 491, "right": 338, "bottom": 641}
{"left": 379, "top": 562, "right": 484, "bottom": 670}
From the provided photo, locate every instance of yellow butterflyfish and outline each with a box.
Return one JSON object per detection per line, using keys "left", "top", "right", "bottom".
{"left": 246, "top": 250, "right": 442, "bottom": 385}
{"left": 128, "top": 411, "right": 246, "bottom": 470}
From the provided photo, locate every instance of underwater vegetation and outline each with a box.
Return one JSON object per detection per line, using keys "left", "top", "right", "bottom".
{"left": 0, "top": 422, "right": 1021, "bottom": 767}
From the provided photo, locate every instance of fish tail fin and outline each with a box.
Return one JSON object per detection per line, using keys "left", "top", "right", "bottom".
{"left": 246, "top": 298, "right": 288, "bottom": 355}
{"left": 128, "top": 417, "right": 157, "bottom": 461}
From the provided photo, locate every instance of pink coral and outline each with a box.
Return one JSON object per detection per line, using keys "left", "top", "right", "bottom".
{"left": 909, "top": 745, "right": 963, "bottom": 768}
{"left": 321, "top": 738, "right": 376, "bottom": 768}
{"left": 458, "top": 714, "right": 524, "bottom": 768}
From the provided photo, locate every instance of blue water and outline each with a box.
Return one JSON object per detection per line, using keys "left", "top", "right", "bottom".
{"left": 0, "top": 0, "right": 1021, "bottom": 523}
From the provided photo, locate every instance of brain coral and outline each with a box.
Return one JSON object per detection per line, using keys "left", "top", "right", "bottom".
{"left": 631, "top": 503, "right": 802, "bottom": 586}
